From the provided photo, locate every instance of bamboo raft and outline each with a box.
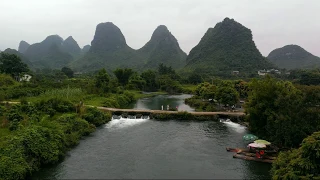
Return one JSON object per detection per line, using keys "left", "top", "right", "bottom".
{"left": 226, "top": 147, "right": 276, "bottom": 163}
{"left": 233, "top": 154, "right": 274, "bottom": 163}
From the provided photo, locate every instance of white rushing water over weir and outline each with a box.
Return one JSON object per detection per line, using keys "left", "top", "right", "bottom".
{"left": 105, "top": 116, "right": 150, "bottom": 130}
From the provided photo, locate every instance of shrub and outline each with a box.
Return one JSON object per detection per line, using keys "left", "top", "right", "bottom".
{"left": 7, "top": 109, "right": 24, "bottom": 122}
{"left": 35, "top": 98, "right": 74, "bottom": 114}
{"left": 82, "top": 107, "right": 111, "bottom": 127}
{"left": 56, "top": 114, "right": 95, "bottom": 147}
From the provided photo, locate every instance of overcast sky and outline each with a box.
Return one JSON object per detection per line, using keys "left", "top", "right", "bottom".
{"left": 1, "top": 0, "right": 319, "bottom": 56}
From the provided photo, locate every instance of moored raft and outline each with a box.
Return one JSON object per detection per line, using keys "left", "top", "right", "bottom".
{"left": 233, "top": 153, "right": 274, "bottom": 163}
{"left": 226, "top": 147, "right": 248, "bottom": 153}
{"left": 238, "top": 152, "right": 276, "bottom": 160}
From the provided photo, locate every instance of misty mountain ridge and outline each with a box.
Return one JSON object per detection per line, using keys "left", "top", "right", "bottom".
{"left": 267, "top": 44, "right": 320, "bottom": 69}
{"left": 18, "top": 41, "right": 30, "bottom": 53}
{"left": 72, "top": 22, "right": 187, "bottom": 72}
{"left": 138, "top": 25, "right": 187, "bottom": 69}
{"left": 82, "top": 45, "right": 91, "bottom": 53}
{"left": 62, "top": 36, "right": 81, "bottom": 56}
{"left": 184, "top": 17, "right": 274, "bottom": 76}
{"left": 71, "top": 22, "right": 144, "bottom": 72}
{"left": 22, "top": 35, "right": 81, "bottom": 69}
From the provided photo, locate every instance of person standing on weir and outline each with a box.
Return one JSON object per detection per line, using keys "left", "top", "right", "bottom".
{"left": 167, "top": 105, "right": 169, "bottom": 110}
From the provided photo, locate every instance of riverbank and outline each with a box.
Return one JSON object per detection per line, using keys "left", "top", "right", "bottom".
{"left": 0, "top": 99, "right": 112, "bottom": 180}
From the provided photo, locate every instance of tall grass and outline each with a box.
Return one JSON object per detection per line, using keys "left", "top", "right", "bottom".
{"left": 29, "top": 88, "right": 85, "bottom": 103}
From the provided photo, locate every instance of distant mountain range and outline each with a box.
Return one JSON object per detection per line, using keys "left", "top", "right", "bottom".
{"left": 267, "top": 45, "right": 320, "bottom": 70}
{"left": 2, "top": 18, "right": 319, "bottom": 75}
{"left": 71, "top": 22, "right": 187, "bottom": 72}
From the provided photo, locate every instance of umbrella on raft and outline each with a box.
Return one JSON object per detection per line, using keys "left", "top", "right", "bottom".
{"left": 254, "top": 139, "right": 271, "bottom": 145}
{"left": 248, "top": 142, "right": 266, "bottom": 148}
{"left": 243, "top": 134, "right": 259, "bottom": 141}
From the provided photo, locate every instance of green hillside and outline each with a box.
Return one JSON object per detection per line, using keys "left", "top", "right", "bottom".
{"left": 24, "top": 35, "right": 74, "bottom": 69}
{"left": 138, "top": 25, "right": 187, "bottom": 69}
{"left": 267, "top": 45, "right": 320, "bottom": 69}
{"left": 71, "top": 22, "right": 146, "bottom": 72}
{"left": 185, "top": 17, "right": 274, "bottom": 76}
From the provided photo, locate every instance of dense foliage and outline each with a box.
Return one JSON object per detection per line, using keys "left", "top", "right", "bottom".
{"left": 0, "top": 98, "right": 111, "bottom": 180}
{"left": 0, "top": 53, "right": 29, "bottom": 78}
{"left": 288, "top": 69, "right": 320, "bottom": 85}
{"left": 185, "top": 80, "right": 243, "bottom": 112}
{"left": 271, "top": 132, "right": 320, "bottom": 179}
{"left": 245, "top": 76, "right": 320, "bottom": 148}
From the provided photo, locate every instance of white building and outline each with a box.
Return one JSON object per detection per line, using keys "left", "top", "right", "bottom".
{"left": 19, "top": 74, "right": 32, "bottom": 82}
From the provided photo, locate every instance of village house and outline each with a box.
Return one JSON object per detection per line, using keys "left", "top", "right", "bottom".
{"left": 19, "top": 74, "right": 32, "bottom": 82}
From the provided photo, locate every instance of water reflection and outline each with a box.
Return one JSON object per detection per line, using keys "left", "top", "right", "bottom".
{"left": 133, "top": 94, "right": 195, "bottom": 112}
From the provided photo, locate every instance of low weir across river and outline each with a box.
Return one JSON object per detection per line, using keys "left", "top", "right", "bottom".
{"left": 97, "top": 107, "right": 245, "bottom": 116}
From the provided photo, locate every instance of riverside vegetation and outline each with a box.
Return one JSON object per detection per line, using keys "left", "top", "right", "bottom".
{"left": 1, "top": 50, "right": 320, "bottom": 179}
{"left": 0, "top": 53, "right": 184, "bottom": 179}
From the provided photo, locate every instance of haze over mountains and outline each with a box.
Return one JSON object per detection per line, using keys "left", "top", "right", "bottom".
{"left": 268, "top": 45, "right": 320, "bottom": 70}
{"left": 71, "top": 22, "right": 187, "bottom": 72}
{"left": 18, "top": 41, "right": 30, "bottom": 54}
{"left": 3, "top": 17, "right": 319, "bottom": 74}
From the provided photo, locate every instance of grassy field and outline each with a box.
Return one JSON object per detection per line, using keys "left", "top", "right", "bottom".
{"left": 181, "top": 84, "right": 197, "bottom": 94}
{"left": 84, "top": 91, "right": 167, "bottom": 107}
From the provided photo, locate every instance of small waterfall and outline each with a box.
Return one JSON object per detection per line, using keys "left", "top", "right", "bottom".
{"left": 105, "top": 115, "right": 150, "bottom": 130}
{"left": 220, "top": 118, "right": 246, "bottom": 133}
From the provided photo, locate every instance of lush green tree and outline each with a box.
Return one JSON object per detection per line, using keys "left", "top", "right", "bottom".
{"left": 61, "top": 67, "right": 74, "bottom": 78}
{"left": 271, "top": 131, "right": 320, "bottom": 179}
{"left": 113, "top": 68, "right": 134, "bottom": 86}
{"left": 0, "top": 53, "right": 29, "bottom": 78}
{"left": 54, "top": 71, "right": 68, "bottom": 82}
{"left": 234, "top": 80, "right": 249, "bottom": 99}
{"left": 158, "top": 75, "right": 182, "bottom": 94}
{"left": 195, "top": 82, "right": 216, "bottom": 99}
{"left": 0, "top": 74, "right": 17, "bottom": 87}
{"left": 245, "top": 76, "right": 318, "bottom": 147}
{"left": 216, "top": 86, "right": 239, "bottom": 106}
{"left": 141, "top": 70, "right": 157, "bottom": 91}
{"left": 95, "top": 69, "right": 110, "bottom": 92}
{"left": 127, "top": 73, "right": 146, "bottom": 90}
{"left": 158, "top": 63, "right": 180, "bottom": 80}
{"left": 187, "top": 73, "right": 203, "bottom": 84}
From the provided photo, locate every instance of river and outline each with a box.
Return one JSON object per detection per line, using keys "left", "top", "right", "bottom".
{"left": 32, "top": 94, "right": 271, "bottom": 179}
